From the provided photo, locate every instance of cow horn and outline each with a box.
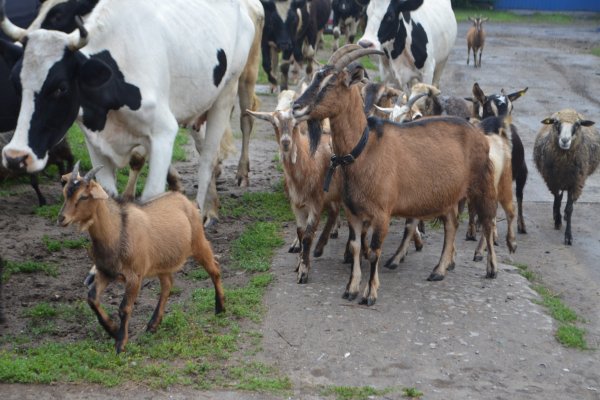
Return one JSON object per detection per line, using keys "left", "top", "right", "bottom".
{"left": 83, "top": 165, "right": 103, "bottom": 183}
{"left": 67, "top": 16, "right": 89, "bottom": 51}
{"left": 333, "top": 47, "right": 384, "bottom": 72}
{"left": 0, "top": 0, "right": 27, "bottom": 42}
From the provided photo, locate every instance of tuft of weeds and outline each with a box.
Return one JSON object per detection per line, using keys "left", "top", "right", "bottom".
{"left": 2, "top": 260, "right": 59, "bottom": 282}
{"left": 592, "top": 47, "right": 600, "bottom": 57}
{"left": 321, "top": 385, "right": 394, "bottom": 400}
{"left": 42, "top": 235, "right": 89, "bottom": 252}
{"left": 513, "top": 263, "right": 588, "bottom": 350}
{"left": 403, "top": 387, "right": 424, "bottom": 398}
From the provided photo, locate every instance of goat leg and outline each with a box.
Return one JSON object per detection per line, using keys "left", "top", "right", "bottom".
{"left": 553, "top": 191, "right": 563, "bottom": 229}
{"left": 343, "top": 217, "right": 363, "bottom": 301}
{"left": 313, "top": 204, "right": 339, "bottom": 258}
{"left": 428, "top": 211, "right": 459, "bottom": 281}
{"left": 86, "top": 274, "right": 119, "bottom": 339}
{"left": 385, "top": 218, "right": 418, "bottom": 269}
{"left": 564, "top": 191, "right": 574, "bottom": 245}
{"left": 114, "top": 277, "right": 142, "bottom": 354}
{"left": 298, "top": 220, "right": 318, "bottom": 284}
{"left": 483, "top": 216, "right": 498, "bottom": 278}
{"left": 359, "top": 223, "right": 388, "bottom": 307}
{"left": 343, "top": 225, "right": 355, "bottom": 264}
{"left": 466, "top": 202, "right": 477, "bottom": 241}
{"left": 147, "top": 273, "right": 173, "bottom": 333}
{"left": 30, "top": 174, "right": 47, "bottom": 207}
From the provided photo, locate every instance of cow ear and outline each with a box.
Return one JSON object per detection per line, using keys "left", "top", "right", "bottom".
{"left": 77, "top": 0, "right": 100, "bottom": 15}
{"left": 79, "top": 57, "right": 112, "bottom": 88}
{"left": 0, "top": 38, "right": 23, "bottom": 69}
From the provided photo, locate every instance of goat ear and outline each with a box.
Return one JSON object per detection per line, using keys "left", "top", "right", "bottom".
{"left": 472, "top": 83, "right": 486, "bottom": 103}
{"left": 61, "top": 172, "right": 73, "bottom": 185}
{"left": 344, "top": 66, "right": 365, "bottom": 87}
{"left": 541, "top": 118, "right": 555, "bottom": 125}
{"left": 464, "top": 96, "right": 474, "bottom": 103}
{"left": 580, "top": 120, "right": 595, "bottom": 127}
{"left": 89, "top": 182, "right": 109, "bottom": 200}
{"left": 508, "top": 87, "right": 528, "bottom": 102}
{"left": 246, "top": 109, "right": 276, "bottom": 125}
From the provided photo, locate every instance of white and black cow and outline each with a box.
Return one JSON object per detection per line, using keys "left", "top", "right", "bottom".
{"left": 260, "top": 0, "right": 292, "bottom": 90}
{"left": 0, "top": 0, "right": 260, "bottom": 216}
{"left": 358, "top": 0, "right": 457, "bottom": 91}
{"left": 331, "top": 0, "right": 368, "bottom": 51}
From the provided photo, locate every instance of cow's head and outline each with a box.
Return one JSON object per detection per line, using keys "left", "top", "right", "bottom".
{"left": 29, "top": 0, "right": 99, "bottom": 33}
{"left": 261, "top": 0, "right": 292, "bottom": 51}
{"left": 358, "top": 0, "right": 423, "bottom": 50}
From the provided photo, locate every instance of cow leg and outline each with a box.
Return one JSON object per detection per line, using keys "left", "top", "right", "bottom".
{"left": 343, "top": 214, "right": 364, "bottom": 301}
{"left": 83, "top": 133, "right": 119, "bottom": 197}
{"left": 428, "top": 211, "right": 459, "bottom": 281}
{"left": 359, "top": 218, "right": 389, "bottom": 306}
{"left": 141, "top": 118, "right": 178, "bottom": 201}
{"left": 29, "top": 174, "right": 47, "bottom": 206}
{"left": 195, "top": 81, "right": 238, "bottom": 218}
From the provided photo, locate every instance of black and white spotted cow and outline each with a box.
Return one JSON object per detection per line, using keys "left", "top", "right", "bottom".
{"left": 331, "top": 0, "right": 368, "bottom": 51}
{"left": 0, "top": 0, "right": 261, "bottom": 217}
{"left": 357, "top": 0, "right": 457, "bottom": 91}
{"left": 260, "top": 0, "right": 292, "bottom": 91}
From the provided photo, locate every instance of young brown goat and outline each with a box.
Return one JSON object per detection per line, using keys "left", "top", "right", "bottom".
{"left": 467, "top": 16, "right": 488, "bottom": 68}
{"left": 292, "top": 45, "right": 498, "bottom": 306}
{"left": 58, "top": 162, "right": 225, "bottom": 353}
{"left": 248, "top": 90, "right": 344, "bottom": 283}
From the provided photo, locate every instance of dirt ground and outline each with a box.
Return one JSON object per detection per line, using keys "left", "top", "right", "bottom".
{"left": 2, "top": 19, "right": 600, "bottom": 399}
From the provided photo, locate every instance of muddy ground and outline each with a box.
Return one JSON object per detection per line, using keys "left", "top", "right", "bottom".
{"left": 2, "top": 20, "right": 600, "bottom": 399}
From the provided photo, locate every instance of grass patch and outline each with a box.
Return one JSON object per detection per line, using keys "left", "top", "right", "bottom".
{"left": 42, "top": 235, "right": 89, "bottom": 252}
{"left": 513, "top": 263, "right": 588, "bottom": 350}
{"left": 403, "top": 387, "right": 424, "bottom": 398}
{"left": 221, "top": 188, "right": 293, "bottom": 223}
{"left": 2, "top": 260, "right": 59, "bottom": 282}
{"left": 454, "top": 9, "right": 576, "bottom": 24}
{"left": 592, "top": 47, "right": 600, "bottom": 57}
{"left": 321, "top": 385, "right": 394, "bottom": 400}
{"left": 231, "top": 222, "right": 285, "bottom": 272}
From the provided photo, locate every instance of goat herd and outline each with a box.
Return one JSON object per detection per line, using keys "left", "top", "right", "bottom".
{"left": 0, "top": 0, "right": 599, "bottom": 356}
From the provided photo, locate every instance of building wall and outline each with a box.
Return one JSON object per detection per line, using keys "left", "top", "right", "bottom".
{"left": 495, "top": 0, "right": 600, "bottom": 12}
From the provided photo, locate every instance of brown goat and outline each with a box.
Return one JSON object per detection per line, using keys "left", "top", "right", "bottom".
{"left": 292, "top": 45, "right": 498, "bottom": 306}
{"left": 58, "top": 162, "right": 225, "bottom": 353}
{"left": 248, "top": 90, "right": 344, "bottom": 283}
{"left": 467, "top": 16, "right": 488, "bottom": 68}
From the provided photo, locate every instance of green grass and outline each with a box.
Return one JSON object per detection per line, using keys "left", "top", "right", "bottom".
{"left": 454, "top": 9, "right": 577, "bottom": 24}
{"left": 403, "top": 387, "right": 424, "bottom": 398}
{"left": 2, "top": 260, "right": 59, "bottom": 282}
{"left": 514, "top": 263, "right": 588, "bottom": 350}
{"left": 592, "top": 47, "right": 600, "bottom": 57}
{"left": 42, "top": 235, "right": 89, "bottom": 252}
{"left": 0, "top": 185, "right": 295, "bottom": 391}
{"left": 321, "top": 385, "right": 394, "bottom": 400}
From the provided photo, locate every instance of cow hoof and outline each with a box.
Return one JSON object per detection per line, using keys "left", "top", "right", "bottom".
{"left": 384, "top": 258, "right": 399, "bottom": 270}
{"left": 473, "top": 253, "right": 484, "bottom": 262}
{"left": 427, "top": 272, "right": 445, "bottom": 281}
{"left": 313, "top": 248, "right": 323, "bottom": 258}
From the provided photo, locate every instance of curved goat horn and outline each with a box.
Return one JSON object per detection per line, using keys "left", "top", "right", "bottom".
{"left": 406, "top": 92, "right": 428, "bottom": 108}
{"left": 70, "top": 160, "right": 81, "bottom": 183}
{"left": 334, "top": 48, "right": 385, "bottom": 72}
{"left": 67, "top": 16, "right": 89, "bottom": 51}
{"left": 327, "top": 43, "right": 363, "bottom": 65}
{"left": 83, "top": 165, "right": 103, "bottom": 183}
{"left": 0, "top": 0, "right": 27, "bottom": 42}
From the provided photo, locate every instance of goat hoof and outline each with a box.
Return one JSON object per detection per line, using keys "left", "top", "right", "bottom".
{"left": 493, "top": 240, "right": 499, "bottom": 246}
{"left": 384, "top": 258, "right": 399, "bottom": 270}
{"left": 237, "top": 176, "right": 249, "bottom": 188}
{"left": 297, "top": 273, "right": 308, "bottom": 284}
{"left": 115, "top": 342, "right": 126, "bottom": 354}
{"left": 343, "top": 291, "right": 358, "bottom": 301}
{"left": 330, "top": 231, "right": 339, "bottom": 239}
{"left": 203, "top": 217, "right": 218, "bottom": 229}
{"left": 215, "top": 304, "right": 225, "bottom": 315}
{"left": 473, "top": 254, "right": 484, "bottom": 262}
{"left": 288, "top": 246, "right": 301, "bottom": 253}
{"left": 447, "top": 262, "right": 456, "bottom": 271}
{"left": 146, "top": 324, "right": 158, "bottom": 333}
{"left": 313, "top": 248, "right": 323, "bottom": 258}
{"left": 343, "top": 253, "right": 353, "bottom": 264}
{"left": 427, "top": 272, "right": 445, "bottom": 282}
{"left": 486, "top": 271, "right": 498, "bottom": 279}
{"left": 518, "top": 226, "right": 527, "bottom": 234}
{"left": 83, "top": 273, "right": 96, "bottom": 288}
{"left": 564, "top": 237, "right": 572, "bottom": 246}
{"left": 415, "top": 243, "right": 423, "bottom": 252}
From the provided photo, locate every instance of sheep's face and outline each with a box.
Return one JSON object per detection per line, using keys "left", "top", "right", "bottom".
{"left": 58, "top": 173, "right": 108, "bottom": 229}
{"left": 542, "top": 117, "right": 595, "bottom": 151}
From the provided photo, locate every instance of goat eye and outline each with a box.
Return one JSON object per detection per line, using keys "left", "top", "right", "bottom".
{"left": 77, "top": 195, "right": 90, "bottom": 203}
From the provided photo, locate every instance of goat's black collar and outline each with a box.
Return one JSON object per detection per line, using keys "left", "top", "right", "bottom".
{"left": 323, "top": 125, "right": 370, "bottom": 192}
